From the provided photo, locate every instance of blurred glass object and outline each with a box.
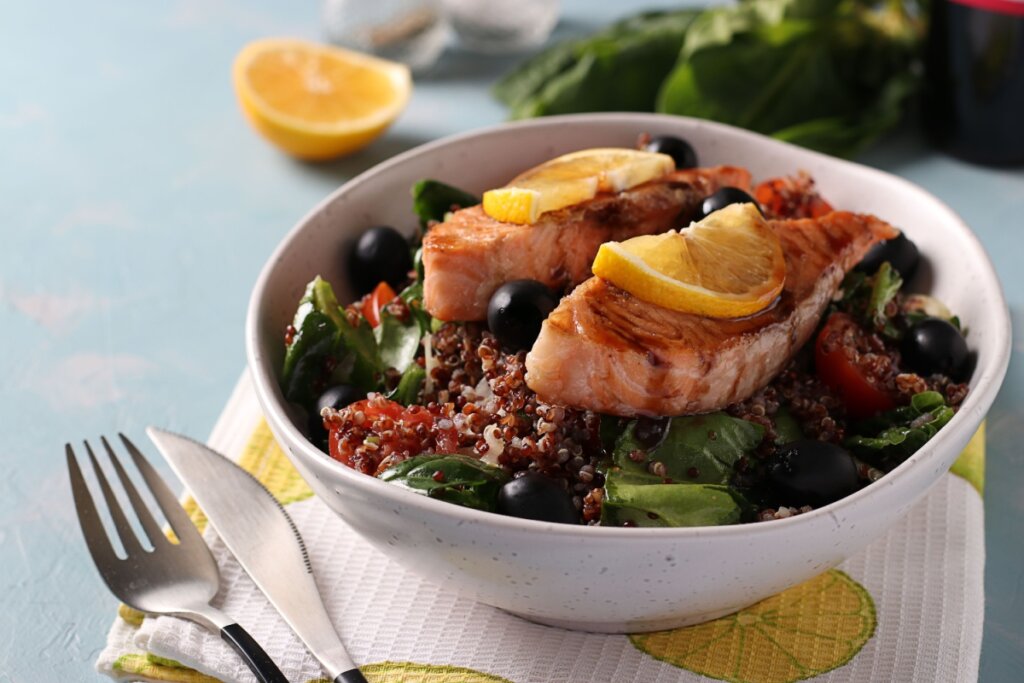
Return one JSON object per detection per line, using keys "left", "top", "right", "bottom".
{"left": 442, "top": 0, "right": 559, "bottom": 53}
{"left": 322, "top": 0, "right": 448, "bottom": 72}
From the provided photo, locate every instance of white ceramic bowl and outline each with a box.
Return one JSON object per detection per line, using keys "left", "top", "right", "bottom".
{"left": 246, "top": 114, "right": 1010, "bottom": 633}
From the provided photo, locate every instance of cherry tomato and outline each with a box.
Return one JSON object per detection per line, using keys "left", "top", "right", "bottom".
{"left": 815, "top": 313, "right": 896, "bottom": 419}
{"left": 361, "top": 281, "right": 397, "bottom": 327}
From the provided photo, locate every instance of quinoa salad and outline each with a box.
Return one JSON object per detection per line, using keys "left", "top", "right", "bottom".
{"left": 279, "top": 137, "right": 971, "bottom": 528}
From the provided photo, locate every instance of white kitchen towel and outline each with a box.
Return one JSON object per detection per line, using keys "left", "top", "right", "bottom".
{"left": 96, "top": 373, "right": 985, "bottom": 683}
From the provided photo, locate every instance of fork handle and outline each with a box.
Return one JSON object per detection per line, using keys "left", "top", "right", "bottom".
{"left": 220, "top": 623, "right": 289, "bottom": 683}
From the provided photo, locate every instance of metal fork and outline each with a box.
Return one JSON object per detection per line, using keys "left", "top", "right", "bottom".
{"left": 67, "top": 434, "right": 289, "bottom": 683}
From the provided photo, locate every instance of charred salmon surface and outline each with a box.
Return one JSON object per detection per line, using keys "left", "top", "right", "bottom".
{"left": 525, "top": 212, "right": 898, "bottom": 416}
{"left": 422, "top": 166, "right": 750, "bottom": 321}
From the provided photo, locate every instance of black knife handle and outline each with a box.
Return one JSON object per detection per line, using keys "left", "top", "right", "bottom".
{"left": 334, "top": 670, "right": 369, "bottom": 683}
{"left": 220, "top": 623, "right": 289, "bottom": 683}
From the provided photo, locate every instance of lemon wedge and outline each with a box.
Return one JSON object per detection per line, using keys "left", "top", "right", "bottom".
{"left": 232, "top": 38, "right": 411, "bottom": 160}
{"left": 482, "top": 148, "right": 675, "bottom": 224}
{"left": 592, "top": 203, "right": 785, "bottom": 318}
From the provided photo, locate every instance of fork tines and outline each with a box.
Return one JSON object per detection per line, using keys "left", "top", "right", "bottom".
{"left": 66, "top": 434, "right": 202, "bottom": 564}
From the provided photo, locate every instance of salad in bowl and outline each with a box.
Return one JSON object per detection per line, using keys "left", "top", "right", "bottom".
{"left": 246, "top": 114, "right": 1007, "bottom": 631}
{"left": 277, "top": 138, "right": 972, "bottom": 529}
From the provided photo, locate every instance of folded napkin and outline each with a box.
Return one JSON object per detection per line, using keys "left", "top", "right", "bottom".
{"left": 97, "top": 373, "right": 986, "bottom": 683}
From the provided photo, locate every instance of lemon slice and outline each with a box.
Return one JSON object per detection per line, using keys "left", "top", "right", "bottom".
{"left": 482, "top": 148, "right": 675, "bottom": 224}
{"left": 631, "top": 570, "right": 876, "bottom": 683}
{"left": 233, "top": 38, "right": 411, "bottom": 160}
{"left": 592, "top": 203, "right": 785, "bottom": 318}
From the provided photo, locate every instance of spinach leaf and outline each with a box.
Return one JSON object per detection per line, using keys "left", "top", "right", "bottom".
{"left": 398, "top": 279, "right": 432, "bottom": 337}
{"left": 338, "top": 314, "right": 382, "bottom": 392}
{"left": 282, "top": 277, "right": 348, "bottom": 411}
{"left": 656, "top": 0, "right": 922, "bottom": 157}
{"left": 411, "top": 180, "right": 479, "bottom": 230}
{"left": 375, "top": 313, "right": 421, "bottom": 374}
{"left": 494, "top": 9, "right": 702, "bottom": 119}
{"left": 388, "top": 364, "right": 426, "bottom": 406}
{"left": 601, "top": 479, "right": 746, "bottom": 527}
{"left": 379, "top": 454, "right": 509, "bottom": 512}
{"left": 612, "top": 413, "right": 765, "bottom": 485}
{"left": 845, "top": 391, "right": 955, "bottom": 469}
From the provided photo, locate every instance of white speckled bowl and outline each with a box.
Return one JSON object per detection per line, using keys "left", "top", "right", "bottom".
{"left": 246, "top": 114, "right": 1010, "bottom": 633}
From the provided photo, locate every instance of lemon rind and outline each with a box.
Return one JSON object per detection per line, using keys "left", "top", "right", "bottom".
{"left": 232, "top": 38, "right": 412, "bottom": 136}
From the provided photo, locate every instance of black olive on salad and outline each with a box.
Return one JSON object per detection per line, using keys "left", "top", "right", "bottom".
{"left": 308, "top": 384, "right": 366, "bottom": 448}
{"left": 644, "top": 135, "right": 698, "bottom": 169}
{"left": 900, "top": 317, "right": 968, "bottom": 379}
{"left": 699, "top": 187, "right": 762, "bottom": 219}
{"left": 497, "top": 472, "right": 579, "bottom": 524}
{"left": 766, "top": 440, "right": 860, "bottom": 508}
{"left": 855, "top": 231, "right": 919, "bottom": 280}
{"left": 348, "top": 226, "right": 413, "bottom": 296}
{"left": 487, "top": 279, "right": 559, "bottom": 353}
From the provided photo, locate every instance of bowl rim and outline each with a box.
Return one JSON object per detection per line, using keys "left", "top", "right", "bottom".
{"left": 246, "top": 112, "right": 1012, "bottom": 538}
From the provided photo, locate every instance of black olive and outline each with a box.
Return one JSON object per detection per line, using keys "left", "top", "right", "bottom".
{"left": 486, "top": 279, "right": 559, "bottom": 352}
{"left": 308, "top": 384, "right": 366, "bottom": 449}
{"left": 644, "top": 135, "right": 698, "bottom": 169}
{"left": 855, "top": 231, "right": 920, "bottom": 280}
{"left": 497, "top": 472, "right": 579, "bottom": 524}
{"left": 766, "top": 440, "right": 860, "bottom": 507}
{"left": 900, "top": 317, "right": 968, "bottom": 379}
{"left": 699, "top": 187, "right": 762, "bottom": 219}
{"left": 348, "top": 226, "right": 413, "bottom": 296}
{"left": 634, "top": 416, "right": 670, "bottom": 450}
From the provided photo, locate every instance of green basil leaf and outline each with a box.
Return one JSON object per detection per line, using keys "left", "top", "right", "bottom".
{"left": 494, "top": 9, "right": 701, "bottom": 119}
{"left": 388, "top": 364, "right": 426, "bottom": 406}
{"left": 338, "top": 315, "right": 382, "bottom": 392}
{"left": 845, "top": 391, "right": 955, "bottom": 469}
{"left": 612, "top": 413, "right": 765, "bottom": 485}
{"left": 601, "top": 479, "right": 745, "bottom": 527}
{"left": 282, "top": 277, "right": 348, "bottom": 411}
{"left": 380, "top": 454, "right": 509, "bottom": 512}
{"left": 411, "top": 180, "right": 479, "bottom": 230}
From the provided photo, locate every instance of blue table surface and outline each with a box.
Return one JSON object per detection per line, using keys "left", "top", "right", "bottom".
{"left": 2, "top": 1, "right": 1022, "bottom": 681}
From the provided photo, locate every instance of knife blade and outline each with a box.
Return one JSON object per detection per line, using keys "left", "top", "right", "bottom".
{"left": 146, "top": 426, "right": 367, "bottom": 683}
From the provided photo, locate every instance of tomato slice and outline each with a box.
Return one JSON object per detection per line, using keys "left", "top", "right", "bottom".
{"left": 361, "top": 281, "right": 397, "bottom": 327}
{"left": 815, "top": 312, "right": 897, "bottom": 419}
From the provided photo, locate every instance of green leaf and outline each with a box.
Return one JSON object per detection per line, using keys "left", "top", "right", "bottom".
{"left": 281, "top": 310, "right": 342, "bottom": 411}
{"left": 379, "top": 454, "right": 509, "bottom": 512}
{"left": 281, "top": 277, "right": 348, "bottom": 411}
{"left": 612, "top": 413, "right": 765, "bottom": 485}
{"left": 338, "top": 315, "right": 382, "bottom": 392}
{"left": 655, "top": 0, "right": 922, "bottom": 157}
{"left": 388, "top": 364, "right": 426, "bottom": 406}
{"left": 836, "top": 261, "right": 903, "bottom": 337}
{"left": 845, "top": 390, "right": 955, "bottom": 469}
{"left": 494, "top": 9, "right": 701, "bottom": 119}
{"left": 411, "top": 180, "right": 479, "bottom": 230}
{"left": 601, "top": 480, "right": 745, "bottom": 527}
{"left": 375, "top": 312, "right": 421, "bottom": 374}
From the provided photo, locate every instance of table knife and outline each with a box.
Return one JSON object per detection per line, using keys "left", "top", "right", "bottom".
{"left": 147, "top": 427, "right": 367, "bottom": 683}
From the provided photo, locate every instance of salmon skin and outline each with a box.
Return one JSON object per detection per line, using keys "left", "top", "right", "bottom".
{"left": 525, "top": 212, "right": 898, "bottom": 417}
{"left": 422, "top": 166, "right": 750, "bottom": 321}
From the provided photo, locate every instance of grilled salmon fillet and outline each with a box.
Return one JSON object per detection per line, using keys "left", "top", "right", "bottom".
{"left": 525, "top": 212, "right": 898, "bottom": 416}
{"left": 422, "top": 166, "right": 751, "bottom": 321}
